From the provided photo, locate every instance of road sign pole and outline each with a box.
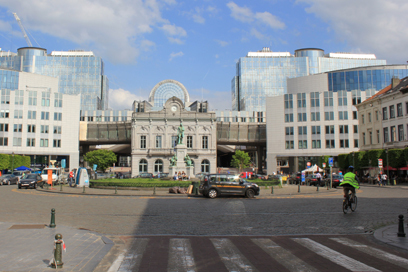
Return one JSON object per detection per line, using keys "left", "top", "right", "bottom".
{"left": 330, "top": 166, "right": 332, "bottom": 189}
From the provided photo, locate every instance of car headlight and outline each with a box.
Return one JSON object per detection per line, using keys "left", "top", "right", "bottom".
{"left": 30, "top": 180, "right": 36, "bottom": 184}
{"left": 253, "top": 184, "right": 259, "bottom": 187}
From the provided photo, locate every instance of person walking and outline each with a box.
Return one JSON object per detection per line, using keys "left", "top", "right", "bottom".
{"left": 69, "top": 170, "right": 74, "bottom": 187}
{"left": 381, "top": 173, "right": 387, "bottom": 186}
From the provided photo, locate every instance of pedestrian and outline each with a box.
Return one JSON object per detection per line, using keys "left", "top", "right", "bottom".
{"left": 315, "top": 171, "right": 322, "bottom": 186}
{"left": 69, "top": 170, "right": 74, "bottom": 187}
{"left": 381, "top": 173, "right": 387, "bottom": 186}
{"left": 174, "top": 172, "right": 178, "bottom": 181}
{"left": 377, "top": 174, "right": 381, "bottom": 186}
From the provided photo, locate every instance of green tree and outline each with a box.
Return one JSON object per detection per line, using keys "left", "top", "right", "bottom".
{"left": 83, "top": 150, "right": 117, "bottom": 172}
{"left": 231, "top": 150, "right": 251, "bottom": 172}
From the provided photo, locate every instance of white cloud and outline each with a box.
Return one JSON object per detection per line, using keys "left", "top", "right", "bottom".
{"left": 297, "top": 0, "right": 408, "bottom": 64}
{"left": 0, "top": 0, "right": 180, "bottom": 64}
{"left": 108, "top": 88, "right": 143, "bottom": 110}
{"left": 161, "top": 24, "right": 187, "bottom": 37}
{"left": 215, "top": 39, "right": 229, "bottom": 47}
{"left": 169, "top": 51, "right": 184, "bottom": 61}
{"left": 192, "top": 13, "right": 205, "bottom": 24}
{"left": 168, "top": 37, "right": 184, "bottom": 44}
{"left": 227, "top": 2, "right": 254, "bottom": 23}
{"left": 254, "top": 12, "right": 285, "bottom": 30}
{"left": 250, "top": 28, "right": 265, "bottom": 40}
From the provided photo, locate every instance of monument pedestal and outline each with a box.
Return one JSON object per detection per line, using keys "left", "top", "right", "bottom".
{"left": 169, "top": 144, "right": 194, "bottom": 178}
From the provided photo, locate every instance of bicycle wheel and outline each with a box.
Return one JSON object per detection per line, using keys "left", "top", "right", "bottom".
{"left": 342, "top": 198, "right": 349, "bottom": 214}
{"left": 350, "top": 195, "right": 357, "bottom": 212}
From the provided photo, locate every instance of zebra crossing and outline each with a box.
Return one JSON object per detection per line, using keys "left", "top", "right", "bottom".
{"left": 108, "top": 235, "right": 408, "bottom": 272}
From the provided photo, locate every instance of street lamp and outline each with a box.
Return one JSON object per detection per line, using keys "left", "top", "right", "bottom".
{"left": 352, "top": 152, "right": 355, "bottom": 167}
{"left": 11, "top": 152, "right": 14, "bottom": 173}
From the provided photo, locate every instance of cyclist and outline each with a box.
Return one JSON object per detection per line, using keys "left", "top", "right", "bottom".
{"left": 339, "top": 166, "right": 359, "bottom": 202}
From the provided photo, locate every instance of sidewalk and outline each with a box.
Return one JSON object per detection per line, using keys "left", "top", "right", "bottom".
{"left": 374, "top": 224, "right": 408, "bottom": 252}
{"left": 0, "top": 222, "right": 113, "bottom": 272}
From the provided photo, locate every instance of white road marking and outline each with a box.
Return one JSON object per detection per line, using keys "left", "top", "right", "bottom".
{"left": 168, "top": 238, "right": 197, "bottom": 272}
{"left": 107, "top": 251, "right": 126, "bottom": 272}
{"left": 211, "top": 238, "right": 258, "bottom": 272}
{"left": 108, "top": 238, "right": 149, "bottom": 272}
{"left": 252, "top": 238, "right": 319, "bottom": 272}
{"left": 293, "top": 238, "right": 381, "bottom": 272}
{"left": 332, "top": 238, "right": 408, "bottom": 269}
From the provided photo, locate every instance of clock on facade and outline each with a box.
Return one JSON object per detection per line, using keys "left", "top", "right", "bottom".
{"left": 171, "top": 106, "right": 177, "bottom": 112}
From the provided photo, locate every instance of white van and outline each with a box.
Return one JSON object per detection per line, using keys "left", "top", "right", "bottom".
{"left": 41, "top": 168, "right": 62, "bottom": 184}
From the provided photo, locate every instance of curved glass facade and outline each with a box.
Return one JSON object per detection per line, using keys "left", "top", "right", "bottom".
{"left": 0, "top": 69, "right": 19, "bottom": 91}
{"left": 152, "top": 82, "right": 185, "bottom": 108}
{"left": 18, "top": 48, "right": 47, "bottom": 73}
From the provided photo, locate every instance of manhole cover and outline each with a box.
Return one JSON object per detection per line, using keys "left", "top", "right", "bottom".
{"left": 9, "top": 224, "right": 46, "bottom": 229}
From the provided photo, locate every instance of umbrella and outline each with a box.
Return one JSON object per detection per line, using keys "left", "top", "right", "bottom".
{"left": 14, "top": 166, "right": 32, "bottom": 171}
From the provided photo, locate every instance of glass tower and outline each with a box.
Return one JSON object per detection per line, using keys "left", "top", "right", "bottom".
{"left": 0, "top": 47, "right": 108, "bottom": 111}
{"left": 233, "top": 47, "right": 386, "bottom": 112}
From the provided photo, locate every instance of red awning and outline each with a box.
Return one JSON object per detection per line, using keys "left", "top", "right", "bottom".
{"left": 383, "top": 166, "right": 398, "bottom": 171}
{"left": 399, "top": 166, "right": 408, "bottom": 170}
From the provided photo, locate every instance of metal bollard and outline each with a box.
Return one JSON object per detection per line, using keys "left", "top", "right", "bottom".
{"left": 271, "top": 186, "right": 274, "bottom": 194}
{"left": 51, "top": 233, "right": 64, "bottom": 268}
{"left": 298, "top": 184, "right": 300, "bottom": 193}
{"left": 153, "top": 186, "right": 156, "bottom": 195}
{"left": 50, "top": 208, "right": 56, "bottom": 228}
{"left": 398, "top": 215, "right": 406, "bottom": 237}
{"left": 115, "top": 186, "right": 117, "bottom": 194}
{"left": 60, "top": 183, "right": 62, "bottom": 191}
{"left": 317, "top": 183, "right": 319, "bottom": 191}
{"left": 82, "top": 186, "right": 85, "bottom": 193}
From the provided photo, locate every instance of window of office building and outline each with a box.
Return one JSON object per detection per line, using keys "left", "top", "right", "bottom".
{"left": 298, "top": 140, "right": 307, "bottom": 149}
{"left": 0, "top": 137, "right": 8, "bottom": 146}
{"left": 28, "top": 91, "right": 37, "bottom": 106}
{"left": 298, "top": 126, "right": 307, "bottom": 135}
{"left": 352, "top": 111, "right": 357, "bottom": 120}
{"left": 284, "top": 94, "right": 293, "bottom": 109}
{"left": 310, "top": 92, "right": 320, "bottom": 107}
{"left": 383, "top": 107, "right": 388, "bottom": 120}
{"left": 325, "top": 125, "right": 334, "bottom": 134}
{"left": 27, "top": 138, "right": 35, "bottom": 147}
{"left": 41, "top": 92, "right": 50, "bottom": 107}
{"left": 326, "top": 140, "right": 335, "bottom": 149}
{"left": 139, "top": 159, "right": 147, "bottom": 173}
{"left": 27, "top": 125, "right": 35, "bottom": 133}
{"left": 54, "top": 93, "right": 63, "bottom": 107}
{"left": 376, "top": 130, "right": 380, "bottom": 143}
{"left": 28, "top": 110, "right": 36, "bottom": 119}
{"left": 202, "top": 136, "right": 208, "bottom": 149}
{"left": 362, "top": 114, "right": 365, "bottom": 124}
{"left": 339, "top": 125, "right": 349, "bottom": 134}
{"left": 285, "top": 127, "right": 294, "bottom": 135}
{"left": 201, "top": 159, "right": 210, "bottom": 173}
{"left": 14, "top": 110, "right": 23, "bottom": 119}
{"left": 383, "top": 127, "right": 389, "bottom": 143}
{"left": 311, "top": 112, "right": 320, "bottom": 121}
{"left": 390, "top": 126, "right": 396, "bottom": 142}
{"left": 354, "top": 139, "right": 359, "bottom": 148}
{"left": 354, "top": 125, "right": 358, "bottom": 134}
{"left": 15, "top": 90, "right": 24, "bottom": 105}
{"left": 312, "top": 126, "right": 320, "bottom": 135}
{"left": 156, "top": 135, "right": 162, "bottom": 148}
{"left": 53, "top": 139, "right": 61, "bottom": 148}
{"left": 324, "top": 92, "right": 333, "bottom": 106}
{"left": 53, "top": 126, "right": 61, "bottom": 134}
{"left": 41, "top": 125, "right": 49, "bottom": 134}
{"left": 54, "top": 112, "right": 62, "bottom": 121}
{"left": 312, "top": 140, "right": 321, "bottom": 149}
{"left": 297, "top": 113, "right": 307, "bottom": 122}
{"left": 368, "top": 112, "right": 372, "bottom": 122}
{"left": 397, "top": 103, "right": 403, "bottom": 117}
{"left": 339, "top": 111, "right": 348, "bottom": 120}
{"left": 154, "top": 159, "right": 163, "bottom": 173}
{"left": 285, "top": 141, "right": 294, "bottom": 149}
{"left": 297, "top": 93, "right": 306, "bottom": 108}
{"left": 13, "top": 137, "right": 22, "bottom": 146}
{"left": 284, "top": 114, "right": 293, "bottom": 123}
{"left": 362, "top": 132, "right": 366, "bottom": 145}
{"left": 41, "top": 111, "right": 49, "bottom": 120}
{"left": 338, "top": 90, "right": 347, "bottom": 106}
{"left": 13, "top": 124, "right": 22, "bottom": 132}
{"left": 0, "top": 123, "right": 8, "bottom": 132}
{"left": 398, "top": 125, "right": 404, "bottom": 141}
{"left": 0, "top": 110, "right": 9, "bottom": 118}
{"left": 187, "top": 136, "right": 193, "bottom": 148}
{"left": 339, "top": 139, "right": 349, "bottom": 148}
{"left": 390, "top": 105, "right": 395, "bottom": 119}
{"left": 104, "top": 116, "right": 110, "bottom": 122}
{"left": 352, "top": 90, "right": 361, "bottom": 105}
{"left": 1, "top": 90, "right": 10, "bottom": 104}
{"left": 140, "top": 135, "right": 146, "bottom": 149}
{"left": 375, "top": 110, "right": 379, "bottom": 121}
{"left": 324, "top": 112, "right": 334, "bottom": 121}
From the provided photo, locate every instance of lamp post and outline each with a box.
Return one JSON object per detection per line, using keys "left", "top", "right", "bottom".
{"left": 386, "top": 149, "right": 389, "bottom": 185}
{"left": 11, "top": 152, "right": 14, "bottom": 173}
{"left": 352, "top": 151, "right": 355, "bottom": 167}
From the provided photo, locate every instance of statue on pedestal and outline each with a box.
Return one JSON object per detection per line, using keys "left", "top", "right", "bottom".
{"left": 184, "top": 154, "right": 192, "bottom": 166}
{"left": 170, "top": 154, "right": 177, "bottom": 166}
{"left": 177, "top": 122, "right": 185, "bottom": 145}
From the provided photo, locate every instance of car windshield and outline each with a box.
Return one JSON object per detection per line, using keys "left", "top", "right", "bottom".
{"left": 25, "top": 174, "right": 38, "bottom": 179}
{"left": 1, "top": 174, "right": 11, "bottom": 178}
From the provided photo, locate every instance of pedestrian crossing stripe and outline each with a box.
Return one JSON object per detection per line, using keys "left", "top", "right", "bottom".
{"left": 110, "top": 236, "right": 408, "bottom": 272}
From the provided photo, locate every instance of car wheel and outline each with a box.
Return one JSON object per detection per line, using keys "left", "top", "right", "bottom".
{"left": 246, "top": 189, "right": 255, "bottom": 198}
{"left": 18, "top": 185, "right": 21, "bottom": 189}
{"left": 34, "top": 183, "right": 37, "bottom": 189}
{"left": 208, "top": 189, "right": 218, "bottom": 199}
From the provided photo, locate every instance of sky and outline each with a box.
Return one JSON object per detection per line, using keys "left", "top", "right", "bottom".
{"left": 0, "top": 0, "right": 408, "bottom": 111}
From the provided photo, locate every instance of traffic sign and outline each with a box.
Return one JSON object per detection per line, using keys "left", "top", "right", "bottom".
{"left": 378, "top": 159, "right": 383, "bottom": 167}
{"left": 322, "top": 163, "right": 326, "bottom": 168}
{"left": 329, "top": 157, "right": 333, "bottom": 167}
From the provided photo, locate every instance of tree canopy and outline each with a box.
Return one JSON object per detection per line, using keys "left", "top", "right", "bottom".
{"left": 83, "top": 150, "right": 117, "bottom": 172}
{"left": 231, "top": 150, "right": 251, "bottom": 172}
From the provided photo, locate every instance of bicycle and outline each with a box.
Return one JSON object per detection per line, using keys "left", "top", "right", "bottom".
{"left": 342, "top": 188, "right": 357, "bottom": 214}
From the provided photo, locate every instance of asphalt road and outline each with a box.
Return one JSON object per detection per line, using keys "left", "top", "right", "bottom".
{"left": 0, "top": 185, "right": 407, "bottom": 236}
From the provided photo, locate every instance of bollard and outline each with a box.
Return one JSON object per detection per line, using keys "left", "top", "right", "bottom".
{"left": 51, "top": 233, "right": 64, "bottom": 268}
{"left": 398, "top": 214, "right": 406, "bottom": 237}
{"left": 82, "top": 186, "right": 85, "bottom": 193}
{"left": 60, "top": 183, "right": 62, "bottom": 191}
{"left": 195, "top": 185, "right": 199, "bottom": 195}
{"left": 298, "top": 184, "right": 300, "bottom": 193}
{"left": 115, "top": 186, "right": 117, "bottom": 194}
{"left": 153, "top": 186, "right": 156, "bottom": 195}
{"left": 271, "top": 186, "right": 274, "bottom": 194}
{"left": 317, "top": 183, "right": 319, "bottom": 191}
{"left": 50, "top": 208, "right": 56, "bottom": 228}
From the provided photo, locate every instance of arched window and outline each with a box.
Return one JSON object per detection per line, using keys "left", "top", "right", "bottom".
{"left": 139, "top": 159, "right": 148, "bottom": 173}
{"left": 154, "top": 159, "right": 163, "bottom": 173}
{"left": 201, "top": 159, "right": 210, "bottom": 173}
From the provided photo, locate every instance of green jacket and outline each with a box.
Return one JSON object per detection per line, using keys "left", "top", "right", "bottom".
{"left": 340, "top": 172, "right": 359, "bottom": 189}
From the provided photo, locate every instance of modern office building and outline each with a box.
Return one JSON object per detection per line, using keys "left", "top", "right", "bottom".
{"left": 266, "top": 65, "right": 408, "bottom": 174}
{"left": 232, "top": 47, "right": 386, "bottom": 112}
{"left": 0, "top": 47, "right": 108, "bottom": 111}
{"left": 0, "top": 68, "right": 80, "bottom": 169}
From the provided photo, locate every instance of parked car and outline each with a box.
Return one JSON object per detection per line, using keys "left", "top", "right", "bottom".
{"left": 305, "top": 174, "right": 326, "bottom": 186}
{"left": 41, "top": 168, "right": 62, "bottom": 185}
{"left": 0, "top": 174, "right": 19, "bottom": 185}
{"left": 153, "top": 173, "right": 170, "bottom": 179}
{"left": 329, "top": 174, "right": 344, "bottom": 188}
{"left": 134, "top": 173, "right": 154, "bottom": 179}
{"left": 13, "top": 171, "right": 27, "bottom": 181}
{"left": 288, "top": 173, "right": 302, "bottom": 184}
{"left": 18, "top": 174, "right": 44, "bottom": 189}
{"left": 194, "top": 172, "right": 209, "bottom": 181}
{"left": 199, "top": 174, "right": 260, "bottom": 199}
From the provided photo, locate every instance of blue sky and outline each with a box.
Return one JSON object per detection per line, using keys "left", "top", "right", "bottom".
{"left": 0, "top": 0, "right": 407, "bottom": 111}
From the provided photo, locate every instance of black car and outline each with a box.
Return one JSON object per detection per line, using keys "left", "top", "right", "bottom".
{"left": 288, "top": 173, "right": 302, "bottom": 184}
{"left": 199, "top": 174, "right": 260, "bottom": 199}
{"left": 0, "top": 174, "right": 19, "bottom": 185}
{"left": 328, "top": 174, "right": 344, "bottom": 188}
{"left": 18, "top": 174, "right": 44, "bottom": 189}
{"left": 305, "top": 174, "right": 326, "bottom": 186}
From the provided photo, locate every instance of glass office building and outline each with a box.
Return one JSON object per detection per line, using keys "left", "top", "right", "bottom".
{"left": 233, "top": 47, "right": 386, "bottom": 112}
{"left": 0, "top": 47, "right": 108, "bottom": 111}
{"left": 148, "top": 79, "right": 190, "bottom": 110}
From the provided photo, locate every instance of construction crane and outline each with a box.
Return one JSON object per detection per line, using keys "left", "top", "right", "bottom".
{"left": 12, "top": 12, "right": 33, "bottom": 47}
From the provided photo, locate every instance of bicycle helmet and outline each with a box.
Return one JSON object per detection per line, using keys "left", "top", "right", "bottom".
{"left": 348, "top": 165, "right": 354, "bottom": 171}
